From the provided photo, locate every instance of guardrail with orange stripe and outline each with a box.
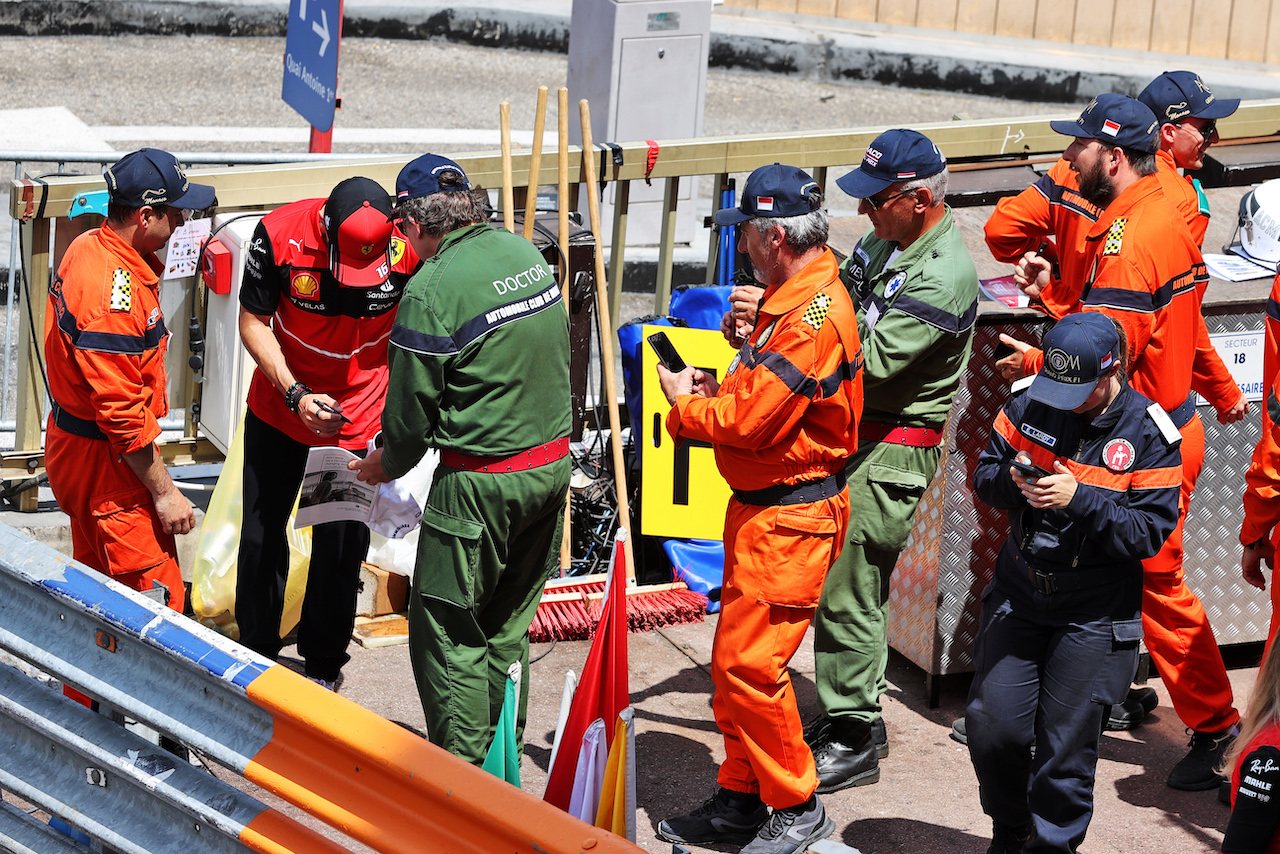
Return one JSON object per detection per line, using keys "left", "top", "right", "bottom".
{"left": 0, "top": 522, "right": 644, "bottom": 854}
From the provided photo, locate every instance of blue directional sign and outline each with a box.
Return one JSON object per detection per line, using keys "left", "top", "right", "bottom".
{"left": 282, "top": 0, "right": 341, "bottom": 132}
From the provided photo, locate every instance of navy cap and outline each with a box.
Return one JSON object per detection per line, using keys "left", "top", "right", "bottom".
{"left": 324, "top": 177, "right": 396, "bottom": 287}
{"left": 396, "top": 154, "right": 471, "bottom": 203}
{"left": 714, "top": 163, "right": 821, "bottom": 226}
{"left": 1138, "top": 70, "right": 1240, "bottom": 125}
{"left": 835, "top": 129, "right": 946, "bottom": 199}
{"left": 104, "top": 148, "right": 216, "bottom": 210}
{"left": 1050, "top": 94, "right": 1160, "bottom": 153}
{"left": 1028, "top": 312, "right": 1121, "bottom": 410}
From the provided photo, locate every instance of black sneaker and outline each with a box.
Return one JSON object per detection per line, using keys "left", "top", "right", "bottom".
{"left": 1167, "top": 727, "right": 1238, "bottom": 791}
{"left": 740, "top": 795, "right": 835, "bottom": 854}
{"left": 656, "top": 788, "right": 769, "bottom": 845}
{"left": 987, "top": 820, "right": 1033, "bottom": 854}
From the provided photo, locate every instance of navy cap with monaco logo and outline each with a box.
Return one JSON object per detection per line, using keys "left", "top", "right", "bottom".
{"left": 395, "top": 153, "right": 471, "bottom": 203}
{"left": 104, "top": 148, "right": 216, "bottom": 210}
{"left": 835, "top": 128, "right": 946, "bottom": 199}
{"left": 324, "top": 176, "right": 396, "bottom": 287}
{"left": 1049, "top": 94, "right": 1160, "bottom": 153}
{"left": 1137, "top": 70, "right": 1240, "bottom": 125}
{"left": 1028, "top": 312, "right": 1121, "bottom": 410}
{"left": 713, "top": 163, "right": 821, "bottom": 226}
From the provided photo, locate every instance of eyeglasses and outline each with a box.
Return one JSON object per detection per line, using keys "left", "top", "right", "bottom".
{"left": 862, "top": 188, "right": 917, "bottom": 211}
{"left": 1179, "top": 120, "right": 1217, "bottom": 142}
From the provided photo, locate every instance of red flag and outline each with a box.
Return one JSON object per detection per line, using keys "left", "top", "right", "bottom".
{"left": 544, "top": 532, "right": 630, "bottom": 809}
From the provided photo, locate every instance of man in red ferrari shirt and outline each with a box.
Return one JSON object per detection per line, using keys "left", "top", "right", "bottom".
{"left": 235, "top": 176, "right": 418, "bottom": 689}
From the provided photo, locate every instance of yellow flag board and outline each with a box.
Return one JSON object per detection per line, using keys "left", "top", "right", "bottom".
{"left": 640, "top": 324, "right": 740, "bottom": 540}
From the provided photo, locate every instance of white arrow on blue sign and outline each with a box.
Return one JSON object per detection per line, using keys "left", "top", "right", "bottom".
{"left": 282, "top": 0, "right": 341, "bottom": 132}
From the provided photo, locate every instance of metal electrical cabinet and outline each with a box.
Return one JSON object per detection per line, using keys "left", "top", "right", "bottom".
{"left": 197, "top": 214, "right": 264, "bottom": 455}
{"left": 567, "top": 0, "right": 711, "bottom": 247}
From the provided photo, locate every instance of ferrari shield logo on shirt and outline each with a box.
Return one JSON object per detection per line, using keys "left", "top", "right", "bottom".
{"left": 110, "top": 268, "right": 132, "bottom": 312}
{"left": 884, "top": 272, "right": 907, "bottom": 300}
{"left": 291, "top": 272, "right": 320, "bottom": 300}
{"left": 1104, "top": 438, "right": 1136, "bottom": 472}
{"left": 389, "top": 236, "right": 406, "bottom": 267}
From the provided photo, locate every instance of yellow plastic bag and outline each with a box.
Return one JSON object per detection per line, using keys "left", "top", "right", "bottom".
{"left": 191, "top": 412, "right": 311, "bottom": 640}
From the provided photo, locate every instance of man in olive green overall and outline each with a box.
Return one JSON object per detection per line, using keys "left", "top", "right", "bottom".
{"left": 351, "top": 154, "right": 571, "bottom": 764}
{"left": 807, "top": 129, "right": 979, "bottom": 790}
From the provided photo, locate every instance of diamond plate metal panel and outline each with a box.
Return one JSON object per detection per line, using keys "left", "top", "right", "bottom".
{"left": 1187, "top": 307, "right": 1270, "bottom": 644}
{"left": 888, "top": 305, "right": 1270, "bottom": 679}
{"left": 889, "top": 317, "right": 1050, "bottom": 676}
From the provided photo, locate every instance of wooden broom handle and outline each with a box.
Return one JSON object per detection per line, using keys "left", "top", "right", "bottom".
{"left": 578, "top": 98, "right": 636, "bottom": 582}
{"left": 523, "top": 86, "right": 548, "bottom": 242}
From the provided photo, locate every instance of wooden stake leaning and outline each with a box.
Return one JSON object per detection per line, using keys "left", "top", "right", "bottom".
{"left": 499, "top": 100, "right": 515, "bottom": 233}
{"left": 577, "top": 98, "right": 636, "bottom": 582}
{"left": 557, "top": 86, "right": 573, "bottom": 573}
{"left": 523, "top": 85, "right": 548, "bottom": 242}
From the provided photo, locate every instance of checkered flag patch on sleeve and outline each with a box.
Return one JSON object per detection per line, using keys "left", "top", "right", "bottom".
{"left": 110, "top": 268, "right": 132, "bottom": 311}
{"left": 803, "top": 293, "right": 832, "bottom": 329}
{"left": 1102, "top": 218, "right": 1127, "bottom": 256}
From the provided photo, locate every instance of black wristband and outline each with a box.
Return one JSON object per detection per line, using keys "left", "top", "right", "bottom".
{"left": 285, "top": 381, "right": 312, "bottom": 412}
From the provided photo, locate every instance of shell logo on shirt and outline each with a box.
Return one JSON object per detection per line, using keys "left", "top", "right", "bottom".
{"left": 291, "top": 272, "right": 320, "bottom": 300}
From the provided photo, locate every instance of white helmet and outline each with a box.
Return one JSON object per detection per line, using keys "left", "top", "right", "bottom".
{"left": 1239, "top": 179, "right": 1280, "bottom": 268}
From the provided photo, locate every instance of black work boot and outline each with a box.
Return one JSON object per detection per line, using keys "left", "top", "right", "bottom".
{"left": 656, "top": 787, "right": 769, "bottom": 845}
{"left": 740, "top": 794, "right": 835, "bottom": 854}
{"left": 987, "top": 820, "right": 1033, "bottom": 854}
{"left": 805, "top": 714, "right": 889, "bottom": 758}
{"left": 1167, "top": 727, "right": 1238, "bottom": 791}
{"left": 812, "top": 718, "right": 880, "bottom": 793}
{"left": 871, "top": 717, "right": 889, "bottom": 759}
{"left": 1105, "top": 686, "right": 1159, "bottom": 731}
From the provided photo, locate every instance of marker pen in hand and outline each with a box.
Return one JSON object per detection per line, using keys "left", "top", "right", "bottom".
{"left": 315, "top": 400, "right": 352, "bottom": 424}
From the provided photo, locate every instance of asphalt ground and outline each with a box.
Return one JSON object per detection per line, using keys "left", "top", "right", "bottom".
{"left": 0, "top": 31, "right": 1265, "bottom": 854}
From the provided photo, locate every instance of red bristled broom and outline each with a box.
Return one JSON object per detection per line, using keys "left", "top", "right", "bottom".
{"left": 528, "top": 529, "right": 707, "bottom": 643}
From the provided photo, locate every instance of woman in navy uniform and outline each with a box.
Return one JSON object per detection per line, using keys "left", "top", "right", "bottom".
{"left": 967, "top": 311, "right": 1182, "bottom": 854}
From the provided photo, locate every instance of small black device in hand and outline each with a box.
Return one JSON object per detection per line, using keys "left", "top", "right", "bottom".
{"left": 647, "top": 331, "right": 687, "bottom": 373}
{"left": 1010, "top": 458, "right": 1050, "bottom": 479}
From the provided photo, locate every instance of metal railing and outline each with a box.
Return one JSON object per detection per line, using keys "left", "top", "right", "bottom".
{"left": 0, "top": 521, "right": 645, "bottom": 854}
{"left": 6, "top": 101, "right": 1280, "bottom": 504}
{"left": 0, "top": 148, "right": 385, "bottom": 441}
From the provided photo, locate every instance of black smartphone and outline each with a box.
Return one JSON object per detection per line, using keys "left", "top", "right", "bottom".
{"left": 994, "top": 340, "right": 1015, "bottom": 360}
{"left": 1010, "top": 459, "right": 1050, "bottom": 479}
{"left": 647, "top": 331, "right": 687, "bottom": 373}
